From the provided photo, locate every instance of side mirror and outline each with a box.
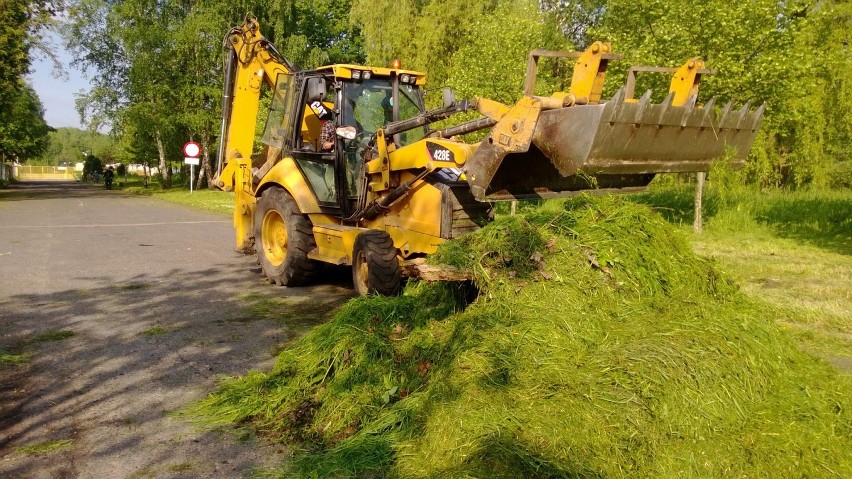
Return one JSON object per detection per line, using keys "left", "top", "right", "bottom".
{"left": 442, "top": 88, "right": 456, "bottom": 109}
{"left": 336, "top": 126, "right": 357, "bottom": 140}
{"left": 306, "top": 77, "right": 327, "bottom": 104}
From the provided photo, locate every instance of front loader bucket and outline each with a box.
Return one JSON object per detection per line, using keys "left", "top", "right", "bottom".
{"left": 464, "top": 87, "right": 765, "bottom": 201}
{"left": 535, "top": 87, "right": 765, "bottom": 176}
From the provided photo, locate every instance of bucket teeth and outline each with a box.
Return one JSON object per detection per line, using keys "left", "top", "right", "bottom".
{"left": 751, "top": 103, "right": 766, "bottom": 131}
{"left": 719, "top": 100, "right": 734, "bottom": 127}
{"left": 526, "top": 88, "right": 765, "bottom": 180}
{"left": 735, "top": 102, "right": 751, "bottom": 129}
{"left": 610, "top": 85, "right": 627, "bottom": 105}
{"left": 634, "top": 90, "right": 653, "bottom": 125}
{"left": 679, "top": 94, "right": 698, "bottom": 127}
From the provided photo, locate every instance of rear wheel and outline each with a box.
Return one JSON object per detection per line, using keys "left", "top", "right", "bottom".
{"left": 352, "top": 230, "right": 401, "bottom": 296}
{"left": 254, "top": 188, "right": 319, "bottom": 286}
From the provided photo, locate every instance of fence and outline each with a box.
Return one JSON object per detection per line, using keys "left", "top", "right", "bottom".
{"left": 14, "top": 165, "right": 81, "bottom": 181}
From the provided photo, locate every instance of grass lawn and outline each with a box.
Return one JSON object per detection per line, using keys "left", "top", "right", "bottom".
{"left": 632, "top": 184, "right": 851, "bottom": 369}
{"left": 117, "top": 174, "right": 235, "bottom": 216}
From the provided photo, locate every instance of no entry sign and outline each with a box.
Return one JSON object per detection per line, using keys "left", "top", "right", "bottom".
{"left": 183, "top": 142, "right": 201, "bottom": 158}
{"left": 183, "top": 141, "right": 201, "bottom": 194}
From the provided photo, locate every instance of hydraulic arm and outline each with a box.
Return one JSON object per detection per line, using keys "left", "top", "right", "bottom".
{"left": 214, "top": 18, "right": 295, "bottom": 251}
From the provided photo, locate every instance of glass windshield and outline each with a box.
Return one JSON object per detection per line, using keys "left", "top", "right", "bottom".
{"left": 340, "top": 77, "right": 425, "bottom": 201}
{"left": 262, "top": 73, "right": 297, "bottom": 149}
{"left": 341, "top": 78, "right": 425, "bottom": 146}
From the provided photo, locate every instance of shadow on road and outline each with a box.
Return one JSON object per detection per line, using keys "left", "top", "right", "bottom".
{"left": 0, "top": 260, "right": 353, "bottom": 477}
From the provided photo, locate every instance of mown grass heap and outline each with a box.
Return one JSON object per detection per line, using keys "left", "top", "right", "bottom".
{"left": 192, "top": 195, "right": 850, "bottom": 478}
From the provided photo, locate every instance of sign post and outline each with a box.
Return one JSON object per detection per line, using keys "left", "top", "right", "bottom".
{"left": 183, "top": 142, "right": 201, "bottom": 194}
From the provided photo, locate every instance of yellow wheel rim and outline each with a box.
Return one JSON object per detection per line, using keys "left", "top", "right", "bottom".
{"left": 262, "top": 209, "right": 287, "bottom": 266}
{"left": 354, "top": 250, "right": 369, "bottom": 294}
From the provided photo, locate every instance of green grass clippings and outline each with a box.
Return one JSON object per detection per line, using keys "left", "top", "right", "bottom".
{"left": 188, "top": 194, "right": 851, "bottom": 479}
{"left": 27, "top": 330, "right": 75, "bottom": 344}
{"left": 16, "top": 439, "right": 74, "bottom": 456}
{"left": 0, "top": 348, "right": 30, "bottom": 365}
{"left": 141, "top": 327, "right": 169, "bottom": 336}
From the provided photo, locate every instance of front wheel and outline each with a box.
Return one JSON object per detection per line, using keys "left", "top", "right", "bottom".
{"left": 352, "top": 230, "right": 401, "bottom": 296}
{"left": 254, "top": 188, "right": 319, "bottom": 286}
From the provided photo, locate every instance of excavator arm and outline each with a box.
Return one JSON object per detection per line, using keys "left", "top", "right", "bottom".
{"left": 214, "top": 19, "right": 295, "bottom": 251}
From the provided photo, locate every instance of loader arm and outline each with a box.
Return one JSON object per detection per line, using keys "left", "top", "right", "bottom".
{"left": 357, "top": 41, "right": 764, "bottom": 219}
{"left": 457, "top": 45, "right": 765, "bottom": 201}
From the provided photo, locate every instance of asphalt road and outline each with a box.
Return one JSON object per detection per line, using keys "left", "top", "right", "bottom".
{"left": 0, "top": 181, "right": 351, "bottom": 478}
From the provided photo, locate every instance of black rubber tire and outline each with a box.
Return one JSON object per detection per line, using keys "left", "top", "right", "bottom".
{"left": 352, "top": 230, "right": 401, "bottom": 296}
{"left": 254, "top": 187, "right": 319, "bottom": 286}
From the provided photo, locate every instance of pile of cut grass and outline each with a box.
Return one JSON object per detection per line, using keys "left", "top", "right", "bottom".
{"left": 191, "top": 195, "right": 850, "bottom": 478}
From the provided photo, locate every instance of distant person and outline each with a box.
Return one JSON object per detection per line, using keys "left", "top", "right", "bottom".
{"left": 92, "top": 170, "right": 100, "bottom": 184}
{"left": 103, "top": 167, "right": 114, "bottom": 190}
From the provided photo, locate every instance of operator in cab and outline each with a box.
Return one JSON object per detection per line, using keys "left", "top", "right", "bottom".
{"left": 320, "top": 117, "right": 335, "bottom": 151}
{"left": 309, "top": 96, "right": 335, "bottom": 152}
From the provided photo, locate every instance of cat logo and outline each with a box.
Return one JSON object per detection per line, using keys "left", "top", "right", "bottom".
{"left": 430, "top": 168, "right": 464, "bottom": 184}
{"left": 309, "top": 101, "right": 331, "bottom": 120}
{"left": 426, "top": 141, "right": 455, "bottom": 163}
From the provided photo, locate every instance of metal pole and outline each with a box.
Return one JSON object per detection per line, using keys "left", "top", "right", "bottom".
{"left": 190, "top": 164, "right": 194, "bottom": 194}
{"left": 693, "top": 172, "right": 705, "bottom": 234}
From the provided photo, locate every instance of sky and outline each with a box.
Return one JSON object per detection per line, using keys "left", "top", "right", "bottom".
{"left": 26, "top": 31, "right": 91, "bottom": 131}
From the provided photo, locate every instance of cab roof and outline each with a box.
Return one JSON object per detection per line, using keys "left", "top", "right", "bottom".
{"left": 314, "top": 64, "right": 427, "bottom": 86}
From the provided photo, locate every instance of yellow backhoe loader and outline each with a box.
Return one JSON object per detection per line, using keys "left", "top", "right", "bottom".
{"left": 214, "top": 19, "right": 764, "bottom": 295}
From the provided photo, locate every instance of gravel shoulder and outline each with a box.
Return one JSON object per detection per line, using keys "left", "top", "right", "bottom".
{"left": 0, "top": 181, "right": 352, "bottom": 478}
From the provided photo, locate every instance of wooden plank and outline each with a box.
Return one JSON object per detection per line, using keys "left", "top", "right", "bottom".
{"left": 401, "top": 259, "right": 472, "bottom": 282}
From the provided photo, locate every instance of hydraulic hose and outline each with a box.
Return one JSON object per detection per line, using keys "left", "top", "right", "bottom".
{"left": 216, "top": 44, "right": 237, "bottom": 180}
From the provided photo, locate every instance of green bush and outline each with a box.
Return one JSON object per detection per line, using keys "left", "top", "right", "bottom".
{"left": 830, "top": 161, "right": 852, "bottom": 190}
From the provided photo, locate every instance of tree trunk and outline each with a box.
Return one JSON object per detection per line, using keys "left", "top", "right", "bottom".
{"left": 197, "top": 134, "right": 212, "bottom": 190}
{"left": 693, "top": 172, "right": 705, "bottom": 234}
{"left": 155, "top": 130, "right": 171, "bottom": 188}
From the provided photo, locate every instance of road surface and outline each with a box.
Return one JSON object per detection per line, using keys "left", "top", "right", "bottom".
{"left": 0, "top": 181, "right": 351, "bottom": 478}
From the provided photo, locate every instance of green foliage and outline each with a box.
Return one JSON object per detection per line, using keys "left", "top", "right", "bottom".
{"left": 0, "top": 0, "right": 61, "bottom": 113}
{"left": 0, "top": 84, "right": 50, "bottom": 162}
{"left": 0, "top": 1, "right": 29, "bottom": 103}
{"left": 33, "top": 127, "right": 116, "bottom": 166}
{"left": 590, "top": 0, "right": 850, "bottom": 188}
{"left": 81, "top": 154, "right": 102, "bottom": 177}
{"left": 352, "top": 0, "right": 568, "bottom": 102}
{"left": 190, "top": 196, "right": 850, "bottom": 478}
{"left": 445, "top": 1, "right": 568, "bottom": 103}
{"left": 0, "top": 2, "right": 60, "bottom": 164}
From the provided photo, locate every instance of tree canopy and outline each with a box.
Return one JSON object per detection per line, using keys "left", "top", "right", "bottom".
{"left": 0, "top": 0, "right": 59, "bottom": 163}
{"left": 53, "top": 0, "right": 849, "bottom": 189}
{"left": 0, "top": 84, "right": 50, "bottom": 161}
